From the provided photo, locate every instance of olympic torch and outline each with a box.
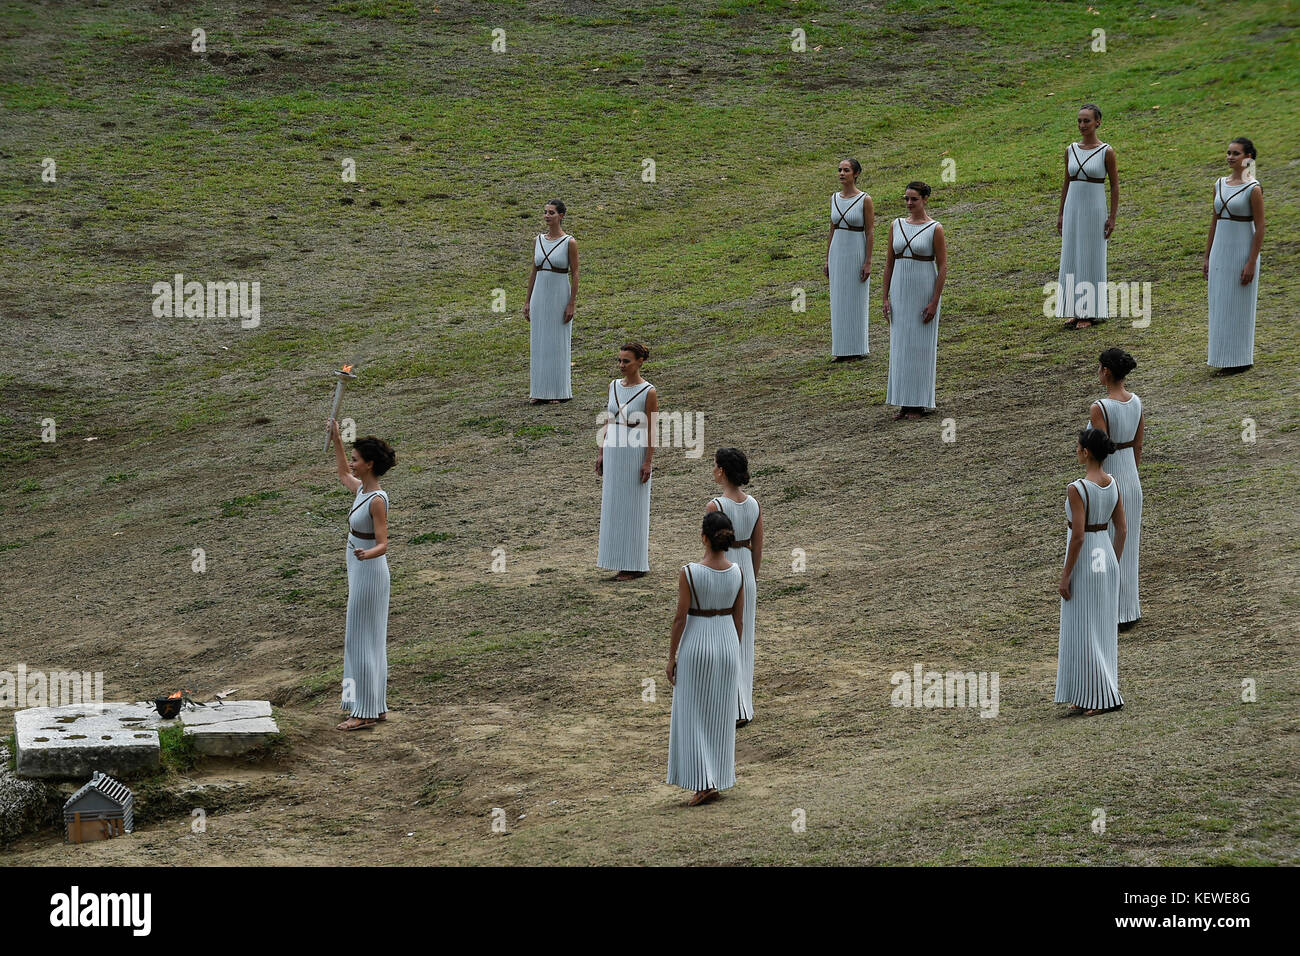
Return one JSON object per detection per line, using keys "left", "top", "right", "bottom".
{"left": 325, "top": 364, "right": 357, "bottom": 454}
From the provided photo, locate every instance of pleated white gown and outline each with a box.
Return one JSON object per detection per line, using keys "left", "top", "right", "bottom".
{"left": 343, "top": 488, "right": 390, "bottom": 719}
{"left": 828, "top": 192, "right": 870, "bottom": 356}
{"left": 1057, "top": 143, "right": 1109, "bottom": 321}
{"left": 1208, "top": 178, "right": 1261, "bottom": 368}
{"left": 712, "top": 495, "right": 760, "bottom": 721}
{"left": 597, "top": 380, "right": 654, "bottom": 571}
{"left": 886, "top": 218, "right": 942, "bottom": 409}
{"left": 530, "top": 234, "right": 573, "bottom": 399}
{"left": 1094, "top": 396, "right": 1143, "bottom": 623}
{"left": 1055, "top": 477, "right": 1123, "bottom": 710}
{"left": 667, "top": 562, "right": 743, "bottom": 792}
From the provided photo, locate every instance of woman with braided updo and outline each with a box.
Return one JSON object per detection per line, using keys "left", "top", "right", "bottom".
{"left": 1090, "top": 348, "right": 1144, "bottom": 630}
{"left": 666, "top": 511, "right": 745, "bottom": 806}
{"left": 1055, "top": 428, "right": 1128, "bottom": 717}
{"left": 706, "top": 448, "right": 763, "bottom": 727}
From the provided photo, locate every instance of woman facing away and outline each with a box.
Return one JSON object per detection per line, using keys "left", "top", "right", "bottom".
{"left": 1089, "top": 348, "right": 1144, "bottom": 631}
{"left": 705, "top": 447, "right": 763, "bottom": 727}
{"left": 666, "top": 511, "right": 745, "bottom": 807}
{"left": 1055, "top": 427, "right": 1127, "bottom": 717}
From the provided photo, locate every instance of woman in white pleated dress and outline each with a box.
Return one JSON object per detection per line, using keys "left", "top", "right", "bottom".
{"left": 327, "top": 421, "right": 397, "bottom": 731}
{"left": 667, "top": 511, "right": 745, "bottom": 806}
{"left": 883, "top": 181, "right": 947, "bottom": 419}
{"left": 596, "top": 342, "right": 656, "bottom": 580}
{"left": 705, "top": 448, "right": 763, "bottom": 727}
{"left": 524, "top": 199, "right": 579, "bottom": 402}
{"left": 1204, "top": 137, "right": 1265, "bottom": 374}
{"left": 1055, "top": 428, "right": 1128, "bottom": 717}
{"left": 824, "top": 158, "right": 873, "bottom": 360}
{"left": 1089, "top": 348, "right": 1144, "bottom": 631}
{"left": 1056, "top": 105, "right": 1118, "bottom": 330}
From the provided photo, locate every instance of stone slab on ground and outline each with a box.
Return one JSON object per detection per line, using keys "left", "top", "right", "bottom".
{"left": 180, "top": 700, "right": 278, "bottom": 756}
{"left": 14, "top": 703, "right": 167, "bottom": 780}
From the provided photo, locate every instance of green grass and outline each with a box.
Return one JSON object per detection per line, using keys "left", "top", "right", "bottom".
{"left": 158, "top": 724, "right": 198, "bottom": 774}
{"left": 0, "top": 0, "right": 1295, "bottom": 867}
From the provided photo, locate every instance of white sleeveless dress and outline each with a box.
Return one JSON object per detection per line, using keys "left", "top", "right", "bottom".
{"left": 344, "top": 487, "right": 390, "bottom": 719}
{"left": 1094, "top": 396, "right": 1143, "bottom": 624}
{"left": 1057, "top": 143, "right": 1109, "bottom": 321}
{"left": 886, "top": 218, "right": 942, "bottom": 409}
{"left": 597, "top": 379, "right": 654, "bottom": 572}
{"left": 1055, "top": 477, "right": 1123, "bottom": 710}
{"left": 712, "top": 494, "right": 760, "bottom": 721}
{"left": 828, "top": 192, "right": 870, "bottom": 356}
{"left": 530, "top": 234, "right": 573, "bottom": 399}
{"left": 667, "top": 561, "right": 743, "bottom": 792}
{"left": 1207, "top": 178, "right": 1261, "bottom": 368}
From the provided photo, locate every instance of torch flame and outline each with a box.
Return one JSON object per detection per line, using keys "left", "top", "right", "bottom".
{"left": 341, "top": 364, "right": 354, "bottom": 373}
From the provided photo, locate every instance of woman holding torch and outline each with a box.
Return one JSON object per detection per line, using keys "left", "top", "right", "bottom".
{"left": 328, "top": 419, "right": 396, "bottom": 730}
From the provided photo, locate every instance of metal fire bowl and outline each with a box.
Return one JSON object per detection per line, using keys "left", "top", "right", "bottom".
{"left": 154, "top": 696, "right": 183, "bottom": 719}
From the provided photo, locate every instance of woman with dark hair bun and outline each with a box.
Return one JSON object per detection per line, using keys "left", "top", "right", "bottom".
{"left": 824, "top": 157, "right": 873, "bottom": 360}
{"left": 1056, "top": 104, "right": 1119, "bottom": 330}
{"left": 666, "top": 511, "right": 745, "bottom": 806}
{"left": 1205, "top": 137, "right": 1265, "bottom": 374}
{"left": 1055, "top": 427, "right": 1128, "bottom": 717}
{"left": 524, "top": 199, "right": 579, "bottom": 403}
{"left": 706, "top": 448, "right": 763, "bottom": 727}
{"left": 1090, "top": 348, "right": 1144, "bottom": 630}
{"left": 327, "top": 419, "right": 396, "bottom": 730}
{"left": 883, "top": 181, "right": 947, "bottom": 419}
{"left": 597, "top": 342, "right": 657, "bottom": 580}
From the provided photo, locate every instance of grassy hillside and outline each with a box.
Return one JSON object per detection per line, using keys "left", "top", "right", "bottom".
{"left": 0, "top": 0, "right": 1296, "bottom": 864}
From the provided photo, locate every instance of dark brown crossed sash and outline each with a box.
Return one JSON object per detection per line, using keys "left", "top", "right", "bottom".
{"left": 611, "top": 380, "right": 652, "bottom": 427}
{"left": 896, "top": 219, "right": 937, "bottom": 261}
{"left": 537, "top": 235, "right": 570, "bottom": 273}
{"left": 831, "top": 193, "right": 866, "bottom": 232}
{"left": 1069, "top": 143, "right": 1107, "bottom": 183}
{"left": 1216, "top": 180, "right": 1255, "bottom": 222}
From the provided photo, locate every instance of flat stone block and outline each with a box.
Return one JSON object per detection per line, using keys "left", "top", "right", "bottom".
{"left": 15, "top": 703, "right": 166, "bottom": 780}
{"left": 181, "top": 700, "right": 279, "bottom": 756}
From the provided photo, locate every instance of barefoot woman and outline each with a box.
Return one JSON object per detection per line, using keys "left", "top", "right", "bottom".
{"left": 524, "top": 199, "right": 579, "bottom": 403}
{"left": 883, "top": 181, "right": 947, "bottom": 420}
{"left": 824, "top": 158, "right": 873, "bottom": 360}
{"left": 1056, "top": 105, "right": 1118, "bottom": 330}
{"left": 329, "top": 419, "right": 396, "bottom": 730}
{"left": 667, "top": 511, "right": 745, "bottom": 806}
{"left": 596, "top": 343, "right": 656, "bottom": 581}
{"left": 1205, "top": 138, "right": 1265, "bottom": 374}
{"left": 1055, "top": 428, "right": 1127, "bottom": 717}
